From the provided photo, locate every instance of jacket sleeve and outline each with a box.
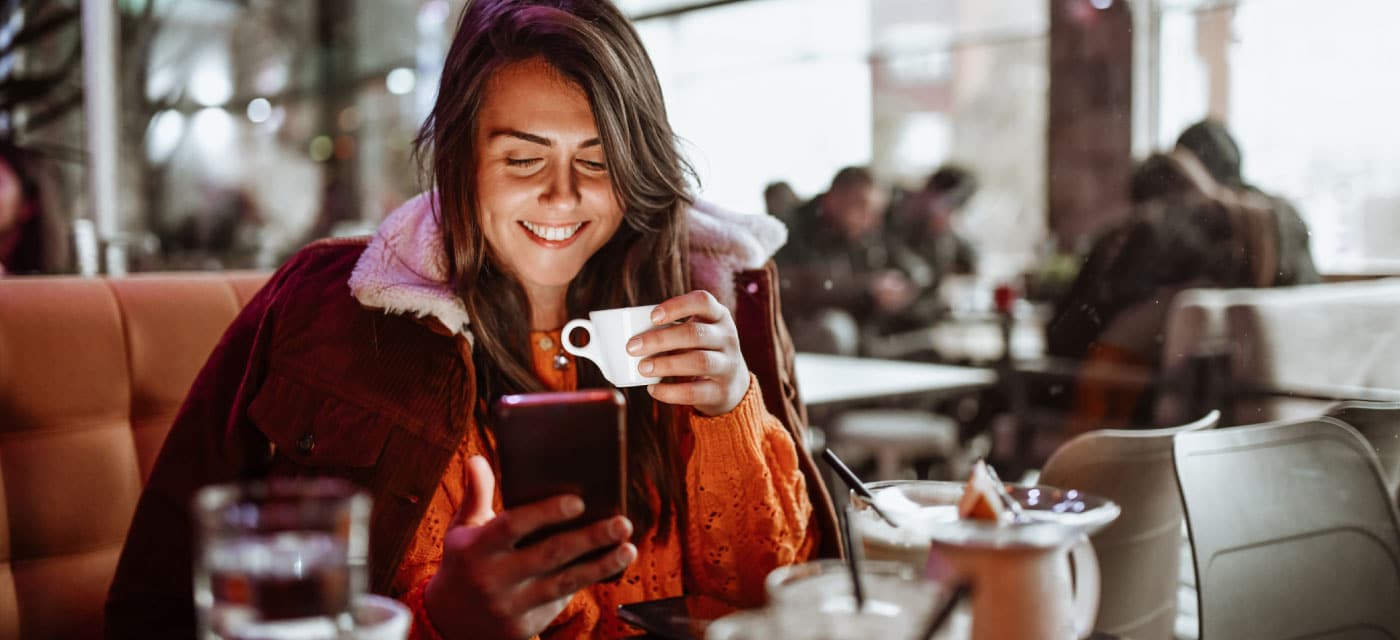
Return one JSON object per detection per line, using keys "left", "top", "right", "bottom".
{"left": 682, "top": 374, "right": 816, "bottom": 606}
{"left": 104, "top": 257, "right": 300, "bottom": 638}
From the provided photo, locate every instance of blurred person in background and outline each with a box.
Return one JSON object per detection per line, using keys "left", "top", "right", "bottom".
{"left": 1174, "top": 118, "right": 1318, "bottom": 286}
{"left": 775, "top": 166, "right": 930, "bottom": 355}
{"left": 891, "top": 164, "right": 979, "bottom": 286}
{"left": 107, "top": 1, "right": 822, "bottom": 638}
{"left": 0, "top": 142, "right": 68, "bottom": 275}
{"left": 763, "top": 180, "right": 800, "bottom": 225}
{"left": 881, "top": 164, "right": 981, "bottom": 334}
{"left": 1046, "top": 121, "right": 1320, "bottom": 431}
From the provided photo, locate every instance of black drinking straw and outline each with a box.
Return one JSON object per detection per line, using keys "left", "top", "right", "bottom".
{"left": 821, "top": 448, "right": 900, "bottom": 528}
{"left": 920, "top": 583, "right": 971, "bottom": 640}
{"left": 837, "top": 506, "right": 866, "bottom": 611}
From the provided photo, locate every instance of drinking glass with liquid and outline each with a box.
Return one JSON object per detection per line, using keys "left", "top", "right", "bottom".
{"left": 194, "top": 477, "right": 371, "bottom": 640}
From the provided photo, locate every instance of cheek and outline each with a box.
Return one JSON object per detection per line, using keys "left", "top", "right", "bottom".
{"left": 584, "top": 183, "right": 624, "bottom": 230}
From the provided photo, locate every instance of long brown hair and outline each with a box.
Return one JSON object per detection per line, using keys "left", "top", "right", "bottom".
{"left": 414, "top": 0, "right": 695, "bottom": 536}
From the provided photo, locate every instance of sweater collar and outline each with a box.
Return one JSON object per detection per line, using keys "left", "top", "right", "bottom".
{"left": 348, "top": 192, "right": 787, "bottom": 336}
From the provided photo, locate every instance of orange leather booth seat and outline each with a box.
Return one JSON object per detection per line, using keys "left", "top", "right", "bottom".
{"left": 0, "top": 271, "right": 270, "bottom": 639}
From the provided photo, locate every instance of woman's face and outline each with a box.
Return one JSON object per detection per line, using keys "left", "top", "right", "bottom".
{"left": 474, "top": 57, "right": 623, "bottom": 298}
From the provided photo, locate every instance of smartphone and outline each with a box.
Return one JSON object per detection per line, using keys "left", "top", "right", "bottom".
{"left": 616, "top": 594, "right": 739, "bottom": 640}
{"left": 492, "top": 389, "right": 627, "bottom": 553}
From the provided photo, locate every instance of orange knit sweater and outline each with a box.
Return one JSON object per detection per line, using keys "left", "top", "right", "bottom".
{"left": 395, "top": 329, "right": 816, "bottom": 638}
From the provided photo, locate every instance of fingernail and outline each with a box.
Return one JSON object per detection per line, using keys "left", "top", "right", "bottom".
{"left": 651, "top": 307, "right": 665, "bottom": 323}
{"left": 610, "top": 517, "right": 632, "bottom": 539}
{"left": 638, "top": 360, "right": 654, "bottom": 374}
{"left": 626, "top": 338, "right": 642, "bottom": 355}
{"left": 563, "top": 496, "right": 585, "bottom": 517}
{"left": 616, "top": 543, "right": 638, "bottom": 566}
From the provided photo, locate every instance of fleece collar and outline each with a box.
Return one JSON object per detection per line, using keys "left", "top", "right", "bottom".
{"left": 347, "top": 192, "right": 787, "bottom": 336}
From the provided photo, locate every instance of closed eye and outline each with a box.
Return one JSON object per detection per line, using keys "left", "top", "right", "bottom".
{"left": 505, "top": 157, "right": 540, "bottom": 167}
{"left": 577, "top": 159, "right": 607, "bottom": 171}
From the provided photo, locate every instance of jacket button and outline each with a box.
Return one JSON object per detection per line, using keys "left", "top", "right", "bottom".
{"left": 296, "top": 433, "right": 316, "bottom": 455}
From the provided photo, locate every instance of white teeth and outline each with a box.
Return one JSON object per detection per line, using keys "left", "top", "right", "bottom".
{"left": 521, "top": 221, "right": 584, "bottom": 242}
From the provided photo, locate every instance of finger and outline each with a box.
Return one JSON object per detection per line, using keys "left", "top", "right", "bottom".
{"left": 449, "top": 455, "right": 498, "bottom": 529}
{"left": 628, "top": 319, "right": 732, "bottom": 358}
{"left": 639, "top": 349, "right": 731, "bottom": 379}
{"left": 497, "top": 516, "right": 633, "bottom": 585}
{"left": 476, "top": 494, "right": 586, "bottom": 550}
{"left": 516, "top": 543, "right": 638, "bottom": 608}
{"left": 647, "top": 379, "right": 727, "bottom": 408}
{"left": 650, "top": 290, "right": 727, "bottom": 326}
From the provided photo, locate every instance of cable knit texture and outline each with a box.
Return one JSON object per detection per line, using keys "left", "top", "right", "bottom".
{"left": 394, "top": 331, "right": 814, "bottom": 639}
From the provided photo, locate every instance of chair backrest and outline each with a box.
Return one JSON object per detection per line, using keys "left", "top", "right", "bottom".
{"left": 0, "top": 272, "right": 268, "bottom": 640}
{"left": 1040, "top": 409, "right": 1220, "bottom": 640}
{"left": 1326, "top": 401, "right": 1400, "bottom": 505}
{"left": 1174, "top": 417, "right": 1400, "bottom": 639}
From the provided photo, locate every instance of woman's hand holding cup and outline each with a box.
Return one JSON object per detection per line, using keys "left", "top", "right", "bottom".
{"left": 627, "top": 290, "right": 750, "bottom": 417}
{"left": 424, "top": 456, "right": 637, "bottom": 640}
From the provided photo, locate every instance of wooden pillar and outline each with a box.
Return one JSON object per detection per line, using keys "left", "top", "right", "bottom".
{"left": 1046, "top": 0, "right": 1134, "bottom": 250}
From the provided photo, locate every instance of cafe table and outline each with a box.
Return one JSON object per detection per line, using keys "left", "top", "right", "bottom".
{"left": 793, "top": 352, "right": 998, "bottom": 408}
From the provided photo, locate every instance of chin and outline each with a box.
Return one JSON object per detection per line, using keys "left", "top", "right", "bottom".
{"left": 520, "top": 259, "right": 588, "bottom": 288}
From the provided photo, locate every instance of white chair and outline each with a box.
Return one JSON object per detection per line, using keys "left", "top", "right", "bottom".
{"left": 1039, "top": 410, "right": 1219, "bottom": 640}
{"left": 1174, "top": 417, "right": 1400, "bottom": 639}
{"left": 1327, "top": 401, "right": 1400, "bottom": 504}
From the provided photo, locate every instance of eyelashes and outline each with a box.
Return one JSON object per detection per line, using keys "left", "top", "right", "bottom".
{"left": 504, "top": 158, "right": 607, "bottom": 172}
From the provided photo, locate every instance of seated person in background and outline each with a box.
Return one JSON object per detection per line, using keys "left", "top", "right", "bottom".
{"left": 775, "top": 166, "right": 931, "bottom": 356}
{"left": 1047, "top": 124, "right": 1320, "bottom": 431}
{"left": 106, "top": 2, "right": 818, "bottom": 638}
{"left": 891, "top": 164, "right": 979, "bottom": 282}
{"left": 763, "top": 180, "right": 801, "bottom": 226}
{"left": 882, "top": 164, "right": 981, "bottom": 334}
{"left": 0, "top": 141, "right": 69, "bottom": 275}
{"left": 1173, "top": 119, "right": 1319, "bottom": 287}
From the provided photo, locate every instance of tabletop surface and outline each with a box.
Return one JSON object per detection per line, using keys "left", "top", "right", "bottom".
{"left": 793, "top": 352, "right": 998, "bottom": 407}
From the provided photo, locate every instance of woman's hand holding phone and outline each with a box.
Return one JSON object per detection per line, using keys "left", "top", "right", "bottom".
{"left": 424, "top": 455, "right": 638, "bottom": 640}
{"left": 629, "top": 290, "right": 750, "bottom": 416}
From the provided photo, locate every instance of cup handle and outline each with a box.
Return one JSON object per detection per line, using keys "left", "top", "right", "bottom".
{"left": 561, "top": 319, "right": 601, "bottom": 371}
{"left": 1067, "top": 533, "right": 1101, "bottom": 639}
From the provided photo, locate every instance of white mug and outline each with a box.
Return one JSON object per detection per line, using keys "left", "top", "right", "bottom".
{"left": 354, "top": 594, "right": 411, "bottom": 640}
{"left": 562, "top": 305, "right": 662, "bottom": 388}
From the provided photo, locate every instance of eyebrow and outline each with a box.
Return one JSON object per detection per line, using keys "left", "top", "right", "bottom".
{"left": 488, "top": 129, "right": 601, "bottom": 148}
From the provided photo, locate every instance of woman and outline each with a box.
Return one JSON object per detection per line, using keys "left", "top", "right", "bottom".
{"left": 106, "top": 1, "right": 822, "bottom": 638}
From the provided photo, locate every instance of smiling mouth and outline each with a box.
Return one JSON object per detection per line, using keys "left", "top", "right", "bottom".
{"left": 519, "top": 220, "right": 586, "bottom": 243}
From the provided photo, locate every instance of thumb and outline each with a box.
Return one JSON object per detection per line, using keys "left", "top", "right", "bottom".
{"left": 449, "top": 455, "right": 497, "bottom": 529}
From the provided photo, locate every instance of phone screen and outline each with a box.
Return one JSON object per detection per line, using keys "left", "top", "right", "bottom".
{"left": 616, "top": 594, "right": 739, "bottom": 640}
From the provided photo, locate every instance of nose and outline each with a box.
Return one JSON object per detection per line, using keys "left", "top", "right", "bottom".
{"left": 539, "top": 160, "right": 580, "bottom": 214}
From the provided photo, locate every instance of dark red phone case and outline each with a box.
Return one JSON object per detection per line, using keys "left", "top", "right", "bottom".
{"left": 492, "top": 389, "right": 627, "bottom": 550}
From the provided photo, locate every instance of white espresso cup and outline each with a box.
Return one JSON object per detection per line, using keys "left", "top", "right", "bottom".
{"left": 562, "top": 305, "right": 663, "bottom": 388}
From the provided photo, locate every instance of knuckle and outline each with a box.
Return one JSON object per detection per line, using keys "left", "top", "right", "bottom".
{"left": 689, "top": 322, "right": 707, "bottom": 342}
{"left": 706, "top": 351, "right": 727, "bottom": 375}
{"left": 539, "top": 542, "right": 570, "bottom": 569}
{"left": 555, "top": 572, "right": 586, "bottom": 598}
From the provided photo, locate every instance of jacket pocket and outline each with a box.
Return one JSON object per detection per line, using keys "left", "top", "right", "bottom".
{"left": 248, "top": 371, "right": 394, "bottom": 469}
